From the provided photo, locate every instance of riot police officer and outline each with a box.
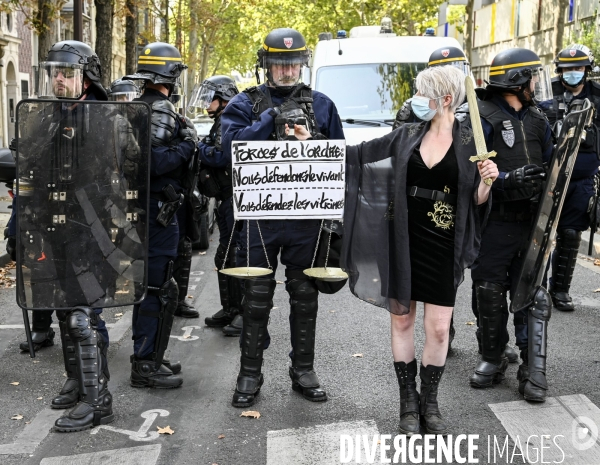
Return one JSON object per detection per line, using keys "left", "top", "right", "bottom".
{"left": 468, "top": 48, "right": 554, "bottom": 402}
{"left": 18, "top": 40, "right": 140, "bottom": 431}
{"left": 107, "top": 78, "right": 140, "bottom": 101}
{"left": 192, "top": 75, "right": 244, "bottom": 336}
{"left": 124, "top": 42, "right": 197, "bottom": 388}
{"left": 393, "top": 46, "right": 470, "bottom": 129}
{"left": 538, "top": 45, "right": 600, "bottom": 312}
{"left": 221, "top": 28, "right": 344, "bottom": 407}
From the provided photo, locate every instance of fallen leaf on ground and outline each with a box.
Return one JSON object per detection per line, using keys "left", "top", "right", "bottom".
{"left": 199, "top": 251, "right": 207, "bottom": 255}
{"left": 276, "top": 280, "right": 284, "bottom": 284}
{"left": 114, "top": 313, "right": 123, "bottom": 317}
{"left": 272, "top": 306, "right": 279, "bottom": 310}
{"left": 11, "top": 415, "right": 23, "bottom": 420}
{"left": 240, "top": 411, "right": 261, "bottom": 419}
{"left": 36, "top": 397, "right": 43, "bottom": 400}
{"left": 9, "top": 382, "right": 19, "bottom": 386}
{"left": 594, "top": 288, "right": 600, "bottom": 293}
{"left": 157, "top": 425, "right": 174, "bottom": 435}
{"left": 213, "top": 267, "right": 218, "bottom": 271}
{"left": 352, "top": 353, "right": 363, "bottom": 358}
{"left": 187, "top": 295, "right": 193, "bottom": 299}
{"left": 218, "top": 434, "right": 225, "bottom": 439}
{"left": 466, "top": 321, "right": 475, "bottom": 325}
{"left": 183, "top": 334, "right": 191, "bottom": 339}
{"left": 594, "top": 259, "right": 600, "bottom": 266}
{"left": 32, "top": 361, "right": 39, "bottom": 364}
{"left": 330, "top": 310, "right": 336, "bottom": 313}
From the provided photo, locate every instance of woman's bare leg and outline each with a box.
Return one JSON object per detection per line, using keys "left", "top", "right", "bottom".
{"left": 390, "top": 301, "right": 417, "bottom": 362}
{"left": 422, "top": 303, "right": 454, "bottom": 367}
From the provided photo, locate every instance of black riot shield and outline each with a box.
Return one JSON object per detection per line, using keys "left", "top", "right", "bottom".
{"left": 15, "top": 99, "right": 151, "bottom": 310}
{"left": 510, "top": 99, "right": 594, "bottom": 313}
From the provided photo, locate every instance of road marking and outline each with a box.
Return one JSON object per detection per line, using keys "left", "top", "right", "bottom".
{"left": 170, "top": 325, "right": 201, "bottom": 341}
{"left": 267, "top": 420, "right": 380, "bottom": 465}
{"left": 188, "top": 285, "right": 197, "bottom": 291}
{"left": 39, "top": 444, "right": 161, "bottom": 465}
{"left": 91, "top": 409, "right": 169, "bottom": 441}
{"left": 489, "top": 394, "right": 600, "bottom": 464}
{"left": 192, "top": 277, "right": 202, "bottom": 282}
{"left": 0, "top": 311, "right": 133, "bottom": 456}
{"left": 189, "top": 271, "right": 205, "bottom": 276}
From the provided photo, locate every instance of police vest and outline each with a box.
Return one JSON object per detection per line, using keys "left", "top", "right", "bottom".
{"left": 547, "top": 78, "right": 600, "bottom": 154}
{"left": 479, "top": 100, "right": 547, "bottom": 203}
{"left": 199, "top": 116, "right": 233, "bottom": 200}
{"left": 243, "top": 84, "right": 319, "bottom": 140}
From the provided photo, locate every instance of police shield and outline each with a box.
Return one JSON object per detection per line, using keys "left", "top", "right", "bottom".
{"left": 510, "top": 99, "right": 593, "bottom": 313}
{"left": 15, "top": 99, "right": 151, "bottom": 310}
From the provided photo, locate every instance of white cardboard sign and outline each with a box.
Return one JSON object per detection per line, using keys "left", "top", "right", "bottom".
{"left": 231, "top": 139, "right": 346, "bottom": 220}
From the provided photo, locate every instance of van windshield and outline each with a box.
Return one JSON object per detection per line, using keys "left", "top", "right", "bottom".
{"left": 315, "top": 63, "right": 426, "bottom": 124}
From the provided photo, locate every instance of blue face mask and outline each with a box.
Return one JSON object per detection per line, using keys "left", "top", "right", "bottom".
{"left": 562, "top": 71, "right": 585, "bottom": 86}
{"left": 411, "top": 95, "right": 438, "bottom": 121}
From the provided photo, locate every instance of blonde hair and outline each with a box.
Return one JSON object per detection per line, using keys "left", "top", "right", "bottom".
{"left": 415, "top": 65, "right": 466, "bottom": 116}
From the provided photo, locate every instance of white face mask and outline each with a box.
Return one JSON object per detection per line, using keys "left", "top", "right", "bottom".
{"left": 411, "top": 95, "right": 439, "bottom": 121}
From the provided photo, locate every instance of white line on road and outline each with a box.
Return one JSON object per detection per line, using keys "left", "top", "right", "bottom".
{"left": 91, "top": 409, "right": 169, "bottom": 441}
{"left": 0, "top": 310, "right": 133, "bottom": 456}
{"left": 267, "top": 420, "right": 381, "bottom": 465}
{"left": 189, "top": 271, "right": 205, "bottom": 276}
{"left": 489, "top": 394, "right": 600, "bottom": 464}
{"left": 188, "top": 285, "right": 197, "bottom": 290}
{"left": 170, "top": 325, "right": 201, "bottom": 341}
{"left": 39, "top": 444, "right": 161, "bottom": 465}
{"left": 192, "top": 277, "right": 202, "bottom": 282}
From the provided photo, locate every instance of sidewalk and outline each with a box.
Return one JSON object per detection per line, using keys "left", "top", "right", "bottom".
{"left": 579, "top": 229, "right": 600, "bottom": 259}
{"left": 0, "top": 197, "right": 11, "bottom": 267}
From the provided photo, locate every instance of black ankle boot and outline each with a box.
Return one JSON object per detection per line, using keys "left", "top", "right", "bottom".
{"left": 51, "top": 378, "right": 79, "bottom": 409}
{"left": 289, "top": 367, "right": 327, "bottom": 402}
{"left": 470, "top": 358, "right": 509, "bottom": 388}
{"left": 394, "top": 360, "right": 420, "bottom": 436}
{"left": 130, "top": 356, "right": 183, "bottom": 389}
{"left": 223, "top": 313, "right": 243, "bottom": 337}
{"left": 54, "top": 388, "right": 114, "bottom": 432}
{"left": 232, "top": 363, "right": 264, "bottom": 408}
{"left": 420, "top": 364, "right": 449, "bottom": 435}
{"left": 163, "top": 358, "right": 181, "bottom": 375}
{"left": 205, "top": 309, "right": 234, "bottom": 327}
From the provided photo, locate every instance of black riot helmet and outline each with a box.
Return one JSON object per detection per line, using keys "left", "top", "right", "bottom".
{"left": 38, "top": 40, "right": 107, "bottom": 100}
{"left": 428, "top": 46, "right": 470, "bottom": 76}
{"left": 554, "top": 44, "right": 595, "bottom": 88}
{"left": 124, "top": 42, "right": 188, "bottom": 94}
{"left": 188, "top": 75, "right": 239, "bottom": 117}
{"left": 256, "top": 28, "right": 311, "bottom": 90}
{"left": 108, "top": 79, "right": 140, "bottom": 101}
{"left": 486, "top": 48, "right": 552, "bottom": 104}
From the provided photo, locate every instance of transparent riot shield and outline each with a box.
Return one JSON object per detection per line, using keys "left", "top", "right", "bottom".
{"left": 15, "top": 99, "right": 151, "bottom": 310}
{"left": 510, "top": 99, "right": 593, "bottom": 313}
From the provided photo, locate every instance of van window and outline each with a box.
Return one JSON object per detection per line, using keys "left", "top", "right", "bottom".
{"left": 316, "top": 63, "right": 426, "bottom": 123}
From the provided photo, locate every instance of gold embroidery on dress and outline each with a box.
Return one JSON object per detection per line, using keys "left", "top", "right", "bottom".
{"left": 408, "top": 122, "right": 425, "bottom": 138}
{"left": 427, "top": 186, "right": 455, "bottom": 229}
{"left": 461, "top": 126, "right": 473, "bottom": 145}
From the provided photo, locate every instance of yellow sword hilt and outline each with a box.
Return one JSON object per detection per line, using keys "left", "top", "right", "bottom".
{"left": 469, "top": 151, "right": 497, "bottom": 186}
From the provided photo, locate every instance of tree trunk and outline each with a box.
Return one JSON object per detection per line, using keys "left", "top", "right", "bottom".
{"left": 95, "top": 0, "right": 114, "bottom": 87}
{"left": 37, "top": 0, "right": 55, "bottom": 62}
{"left": 175, "top": 0, "right": 182, "bottom": 51}
{"left": 552, "top": 0, "right": 570, "bottom": 58}
{"left": 162, "top": 0, "right": 169, "bottom": 42}
{"left": 464, "top": 0, "right": 474, "bottom": 64}
{"left": 187, "top": 0, "right": 199, "bottom": 97}
{"left": 125, "top": 0, "right": 138, "bottom": 75}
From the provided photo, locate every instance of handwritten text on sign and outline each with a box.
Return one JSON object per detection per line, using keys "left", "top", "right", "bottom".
{"left": 231, "top": 140, "right": 346, "bottom": 220}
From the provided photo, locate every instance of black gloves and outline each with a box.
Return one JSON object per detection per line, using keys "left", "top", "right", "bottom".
{"left": 503, "top": 164, "right": 545, "bottom": 190}
{"left": 269, "top": 99, "right": 302, "bottom": 118}
{"left": 178, "top": 116, "right": 199, "bottom": 144}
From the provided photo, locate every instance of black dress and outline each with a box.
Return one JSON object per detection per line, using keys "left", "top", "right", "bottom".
{"left": 407, "top": 144, "right": 459, "bottom": 306}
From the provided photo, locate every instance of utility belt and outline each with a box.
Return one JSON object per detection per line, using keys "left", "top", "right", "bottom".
{"left": 152, "top": 184, "right": 184, "bottom": 227}
{"left": 408, "top": 186, "right": 457, "bottom": 206}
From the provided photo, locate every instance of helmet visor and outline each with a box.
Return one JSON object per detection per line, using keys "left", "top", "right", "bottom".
{"left": 262, "top": 55, "right": 308, "bottom": 87}
{"left": 191, "top": 83, "right": 216, "bottom": 110}
{"left": 448, "top": 61, "right": 471, "bottom": 77}
{"left": 530, "top": 65, "right": 553, "bottom": 102}
{"left": 109, "top": 91, "right": 140, "bottom": 102}
{"left": 38, "top": 62, "right": 84, "bottom": 99}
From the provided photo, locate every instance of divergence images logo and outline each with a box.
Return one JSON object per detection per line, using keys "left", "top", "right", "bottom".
{"left": 571, "top": 416, "right": 598, "bottom": 451}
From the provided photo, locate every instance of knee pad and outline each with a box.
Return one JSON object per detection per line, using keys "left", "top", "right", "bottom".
{"left": 287, "top": 279, "right": 319, "bottom": 316}
{"left": 530, "top": 286, "right": 552, "bottom": 321}
{"left": 556, "top": 229, "right": 582, "bottom": 248}
{"left": 243, "top": 279, "right": 276, "bottom": 321}
{"left": 66, "top": 307, "right": 95, "bottom": 342}
{"left": 474, "top": 281, "right": 506, "bottom": 315}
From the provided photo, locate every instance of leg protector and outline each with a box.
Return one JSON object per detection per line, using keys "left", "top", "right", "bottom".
{"left": 173, "top": 237, "right": 198, "bottom": 318}
{"left": 206, "top": 244, "right": 237, "bottom": 326}
{"left": 287, "top": 275, "right": 327, "bottom": 402}
{"left": 470, "top": 281, "right": 509, "bottom": 388}
{"left": 550, "top": 229, "right": 581, "bottom": 311}
{"left": 54, "top": 307, "right": 113, "bottom": 432}
{"left": 52, "top": 313, "right": 79, "bottom": 409}
{"left": 524, "top": 286, "right": 551, "bottom": 402}
{"left": 232, "top": 278, "right": 276, "bottom": 408}
{"left": 147, "top": 271, "right": 179, "bottom": 370}
{"left": 394, "top": 360, "right": 420, "bottom": 436}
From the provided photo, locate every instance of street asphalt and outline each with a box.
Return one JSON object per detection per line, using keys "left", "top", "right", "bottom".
{"left": 0, "top": 221, "right": 598, "bottom": 464}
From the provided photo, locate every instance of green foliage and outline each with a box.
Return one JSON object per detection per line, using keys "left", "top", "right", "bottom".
{"left": 564, "top": 18, "right": 600, "bottom": 64}
{"left": 447, "top": 5, "right": 465, "bottom": 35}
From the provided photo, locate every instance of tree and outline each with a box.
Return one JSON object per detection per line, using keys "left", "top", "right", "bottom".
{"left": 552, "top": 0, "right": 570, "bottom": 59}
{"left": 94, "top": 0, "right": 113, "bottom": 87}
{"left": 124, "top": 0, "right": 138, "bottom": 75}
{"left": 463, "top": 0, "right": 474, "bottom": 64}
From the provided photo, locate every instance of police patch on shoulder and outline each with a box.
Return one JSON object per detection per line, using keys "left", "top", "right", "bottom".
{"left": 501, "top": 129, "right": 515, "bottom": 148}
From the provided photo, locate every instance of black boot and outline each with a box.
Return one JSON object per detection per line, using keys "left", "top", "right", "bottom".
{"left": 232, "top": 279, "right": 275, "bottom": 408}
{"left": 502, "top": 345, "right": 519, "bottom": 363}
{"left": 131, "top": 356, "right": 183, "bottom": 389}
{"left": 287, "top": 276, "right": 327, "bottom": 402}
{"left": 420, "top": 364, "right": 448, "bottom": 435}
{"left": 51, "top": 318, "right": 79, "bottom": 409}
{"left": 54, "top": 308, "right": 114, "bottom": 432}
{"left": 174, "top": 300, "right": 199, "bottom": 318}
{"left": 470, "top": 282, "right": 509, "bottom": 388}
{"left": 394, "top": 360, "right": 420, "bottom": 436}
{"left": 550, "top": 229, "right": 581, "bottom": 312}
{"left": 19, "top": 311, "right": 55, "bottom": 352}
{"left": 205, "top": 272, "right": 235, "bottom": 327}
{"left": 223, "top": 313, "right": 243, "bottom": 337}
{"left": 163, "top": 358, "right": 181, "bottom": 375}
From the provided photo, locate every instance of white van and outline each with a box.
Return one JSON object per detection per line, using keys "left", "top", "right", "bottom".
{"left": 308, "top": 26, "right": 463, "bottom": 144}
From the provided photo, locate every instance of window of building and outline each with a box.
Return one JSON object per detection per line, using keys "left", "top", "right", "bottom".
{"left": 21, "top": 80, "right": 29, "bottom": 100}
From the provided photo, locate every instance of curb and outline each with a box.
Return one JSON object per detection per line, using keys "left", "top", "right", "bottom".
{"left": 580, "top": 230, "right": 600, "bottom": 260}
{"left": 0, "top": 251, "right": 10, "bottom": 268}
